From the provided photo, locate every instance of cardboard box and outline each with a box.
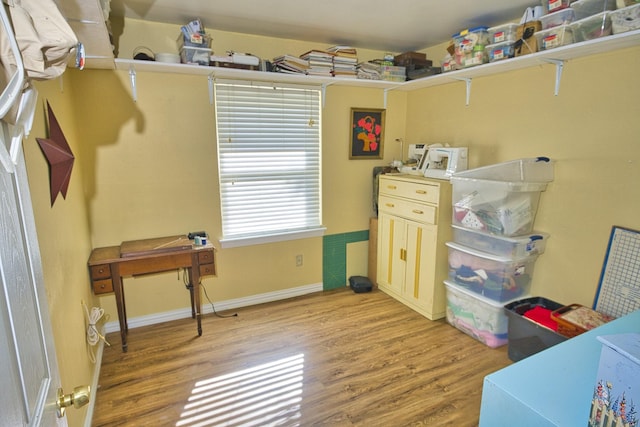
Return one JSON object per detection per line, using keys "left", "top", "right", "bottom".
{"left": 515, "top": 21, "right": 542, "bottom": 56}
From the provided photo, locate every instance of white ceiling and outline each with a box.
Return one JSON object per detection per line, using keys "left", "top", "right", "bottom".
{"left": 109, "top": 0, "right": 536, "bottom": 52}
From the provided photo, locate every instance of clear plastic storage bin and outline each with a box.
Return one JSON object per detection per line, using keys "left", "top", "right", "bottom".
{"left": 570, "top": 0, "right": 616, "bottom": 20}
{"left": 446, "top": 241, "right": 539, "bottom": 302}
{"left": 180, "top": 47, "right": 212, "bottom": 65}
{"left": 485, "top": 41, "right": 516, "bottom": 62}
{"left": 570, "top": 11, "right": 614, "bottom": 41}
{"left": 452, "top": 225, "right": 549, "bottom": 258}
{"left": 488, "top": 23, "right": 519, "bottom": 44}
{"left": 451, "top": 157, "right": 554, "bottom": 236}
{"left": 445, "top": 280, "right": 521, "bottom": 348}
{"left": 534, "top": 25, "right": 575, "bottom": 50}
{"left": 540, "top": 8, "right": 576, "bottom": 29}
{"left": 611, "top": 3, "right": 640, "bottom": 33}
{"left": 452, "top": 26, "right": 490, "bottom": 69}
{"left": 542, "top": 0, "right": 573, "bottom": 13}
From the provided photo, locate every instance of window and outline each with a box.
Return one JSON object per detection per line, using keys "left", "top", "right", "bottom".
{"left": 214, "top": 80, "right": 324, "bottom": 248}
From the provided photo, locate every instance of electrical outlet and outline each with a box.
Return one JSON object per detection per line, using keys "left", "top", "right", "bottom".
{"left": 296, "top": 254, "right": 303, "bottom": 267}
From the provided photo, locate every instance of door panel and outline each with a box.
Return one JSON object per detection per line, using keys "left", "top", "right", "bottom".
{"left": 405, "top": 221, "right": 437, "bottom": 309}
{"left": 0, "top": 144, "right": 65, "bottom": 425}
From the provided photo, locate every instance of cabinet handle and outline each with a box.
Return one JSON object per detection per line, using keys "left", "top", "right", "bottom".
{"left": 385, "top": 203, "right": 395, "bottom": 208}
{"left": 412, "top": 209, "right": 424, "bottom": 214}
{"left": 415, "top": 190, "right": 427, "bottom": 194}
{"left": 387, "top": 185, "right": 397, "bottom": 190}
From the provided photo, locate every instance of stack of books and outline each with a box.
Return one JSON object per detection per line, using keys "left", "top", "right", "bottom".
{"left": 299, "top": 50, "right": 334, "bottom": 77}
{"left": 273, "top": 54, "right": 309, "bottom": 74}
{"left": 327, "top": 46, "right": 357, "bottom": 78}
{"left": 356, "top": 61, "right": 382, "bottom": 80}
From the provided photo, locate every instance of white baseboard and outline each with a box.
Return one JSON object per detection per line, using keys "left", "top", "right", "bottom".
{"left": 103, "top": 282, "right": 323, "bottom": 333}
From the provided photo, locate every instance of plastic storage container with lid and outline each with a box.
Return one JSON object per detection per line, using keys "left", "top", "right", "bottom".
{"left": 488, "top": 23, "right": 519, "bottom": 44}
{"left": 452, "top": 224, "right": 549, "bottom": 258}
{"left": 542, "top": 0, "right": 574, "bottom": 13}
{"left": 445, "top": 280, "right": 521, "bottom": 348}
{"left": 611, "top": 3, "right": 640, "bottom": 33}
{"left": 485, "top": 41, "right": 516, "bottom": 62}
{"left": 451, "top": 157, "right": 554, "bottom": 237}
{"left": 534, "top": 24, "right": 575, "bottom": 50}
{"left": 539, "top": 8, "right": 576, "bottom": 29}
{"left": 570, "top": 0, "right": 616, "bottom": 20}
{"left": 446, "top": 241, "right": 538, "bottom": 302}
{"left": 452, "top": 26, "right": 490, "bottom": 68}
{"left": 570, "top": 11, "right": 614, "bottom": 41}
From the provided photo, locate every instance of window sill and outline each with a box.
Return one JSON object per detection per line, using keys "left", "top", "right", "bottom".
{"left": 219, "top": 227, "right": 327, "bottom": 249}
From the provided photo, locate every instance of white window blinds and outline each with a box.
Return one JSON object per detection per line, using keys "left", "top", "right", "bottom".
{"left": 214, "top": 81, "right": 323, "bottom": 246}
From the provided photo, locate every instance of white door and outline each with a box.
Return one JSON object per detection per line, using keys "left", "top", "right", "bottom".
{"left": 0, "top": 142, "right": 66, "bottom": 426}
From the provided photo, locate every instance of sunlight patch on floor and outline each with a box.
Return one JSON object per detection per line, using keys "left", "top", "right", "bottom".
{"left": 177, "top": 353, "right": 305, "bottom": 426}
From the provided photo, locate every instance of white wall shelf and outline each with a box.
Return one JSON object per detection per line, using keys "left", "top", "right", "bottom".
{"left": 112, "top": 28, "right": 639, "bottom": 104}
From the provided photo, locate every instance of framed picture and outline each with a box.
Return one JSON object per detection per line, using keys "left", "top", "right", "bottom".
{"left": 349, "top": 108, "right": 385, "bottom": 159}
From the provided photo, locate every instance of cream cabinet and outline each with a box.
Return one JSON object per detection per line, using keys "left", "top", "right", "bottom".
{"left": 376, "top": 174, "right": 452, "bottom": 320}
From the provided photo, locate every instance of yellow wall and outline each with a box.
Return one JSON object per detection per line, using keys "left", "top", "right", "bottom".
{"left": 405, "top": 45, "right": 640, "bottom": 306}
{"left": 27, "top": 75, "right": 96, "bottom": 427}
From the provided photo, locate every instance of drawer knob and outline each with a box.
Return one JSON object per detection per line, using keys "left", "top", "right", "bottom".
{"left": 415, "top": 190, "right": 427, "bottom": 194}
{"left": 387, "top": 185, "right": 397, "bottom": 190}
{"left": 385, "top": 203, "right": 395, "bottom": 208}
{"left": 412, "top": 209, "right": 424, "bottom": 214}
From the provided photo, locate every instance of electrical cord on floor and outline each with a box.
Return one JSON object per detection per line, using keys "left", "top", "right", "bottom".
{"left": 181, "top": 268, "right": 238, "bottom": 318}
{"left": 82, "top": 300, "right": 110, "bottom": 363}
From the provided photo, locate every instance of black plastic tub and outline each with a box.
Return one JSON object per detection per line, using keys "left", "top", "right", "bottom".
{"left": 504, "top": 297, "right": 568, "bottom": 362}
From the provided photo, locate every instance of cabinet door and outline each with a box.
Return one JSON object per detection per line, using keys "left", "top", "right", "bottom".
{"left": 403, "top": 220, "right": 438, "bottom": 311}
{"left": 377, "top": 212, "right": 406, "bottom": 295}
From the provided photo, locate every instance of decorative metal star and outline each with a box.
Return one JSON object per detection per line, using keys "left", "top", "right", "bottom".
{"left": 36, "top": 101, "right": 74, "bottom": 206}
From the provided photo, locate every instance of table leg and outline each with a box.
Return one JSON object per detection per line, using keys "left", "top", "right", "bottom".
{"left": 191, "top": 253, "right": 202, "bottom": 336}
{"left": 111, "top": 264, "right": 128, "bottom": 352}
{"left": 187, "top": 268, "right": 195, "bottom": 319}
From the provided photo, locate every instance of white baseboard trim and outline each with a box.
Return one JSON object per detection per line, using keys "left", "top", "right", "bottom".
{"left": 103, "top": 282, "right": 323, "bottom": 333}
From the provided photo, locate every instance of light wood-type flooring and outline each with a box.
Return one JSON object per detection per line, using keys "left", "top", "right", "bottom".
{"left": 92, "top": 288, "right": 512, "bottom": 426}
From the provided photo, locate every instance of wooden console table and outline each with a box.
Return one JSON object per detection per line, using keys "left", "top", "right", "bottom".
{"left": 87, "top": 235, "right": 216, "bottom": 351}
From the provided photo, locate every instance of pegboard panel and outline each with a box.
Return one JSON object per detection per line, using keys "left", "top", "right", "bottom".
{"left": 593, "top": 226, "right": 640, "bottom": 318}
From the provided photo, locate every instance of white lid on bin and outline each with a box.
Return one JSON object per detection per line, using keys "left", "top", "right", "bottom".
{"left": 451, "top": 157, "right": 554, "bottom": 189}
{"left": 444, "top": 279, "right": 526, "bottom": 308}
{"left": 446, "top": 241, "right": 540, "bottom": 263}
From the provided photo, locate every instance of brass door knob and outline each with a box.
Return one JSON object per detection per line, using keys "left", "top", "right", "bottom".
{"left": 56, "top": 385, "right": 90, "bottom": 417}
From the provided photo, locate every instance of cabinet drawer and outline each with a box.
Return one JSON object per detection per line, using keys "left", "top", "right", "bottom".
{"left": 198, "top": 250, "right": 214, "bottom": 265}
{"left": 379, "top": 195, "right": 437, "bottom": 224}
{"left": 92, "top": 279, "right": 113, "bottom": 294}
{"left": 90, "top": 264, "right": 111, "bottom": 280}
{"left": 379, "top": 177, "right": 440, "bottom": 204}
{"left": 200, "top": 263, "right": 216, "bottom": 277}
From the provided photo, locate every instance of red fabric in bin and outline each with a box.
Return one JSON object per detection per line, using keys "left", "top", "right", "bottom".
{"left": 524, "top": 306, "right": 558, "bottom": 331}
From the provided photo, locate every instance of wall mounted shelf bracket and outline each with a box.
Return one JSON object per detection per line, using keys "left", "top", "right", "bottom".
{"left": 208, "top": 74, "right": 214, "bottom": 105}
{"left": 543, "top": 58, "right": 565, "bottom": 96}
{"left": 453, "top": 77, "right": 472, "bottom": 106}
{"left": 128, "top": 66, "right": 137, "bottom": 102}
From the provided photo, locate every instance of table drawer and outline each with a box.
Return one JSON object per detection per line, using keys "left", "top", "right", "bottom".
{"left": 379, "top": 177, "right": 440, "bottom": 204}
{"left": 200, "top": 263, "right": 216, "bottom": 277}
{"left": 379, "top": 195, "right": 437, "bottom": 224}
{"left": 92, "top": 279, "right": 113, "bottom": 294}
{"left": 198, "top": 250, "right": 214, "bottom": 265}
{"left": 90, "top": 264, "right": 111, "bottom": 280}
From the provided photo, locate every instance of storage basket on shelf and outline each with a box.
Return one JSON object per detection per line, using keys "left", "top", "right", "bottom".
{"left": 451, "top": 157, "right": 554, "bottom": 237}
